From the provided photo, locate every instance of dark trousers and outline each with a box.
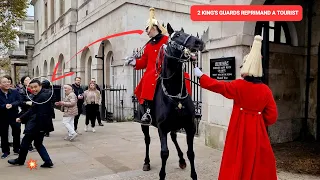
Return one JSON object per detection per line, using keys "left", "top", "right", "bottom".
{"left": 74, "top": 114, "right": 81, "bottom": 131}
{"left": 0, "top": 120, "right": 21, "bottom": 153}
{"left": 74, "top": 105, "right": 83, "bottom": 131}
{"left": 85, "top": 104, "right": 99, "bottom": 127}
{"left": 18, "top": 132, "right": 51, "bottom": 164}
{"left": 96, "top": 106, "right": 102, "bottom": 124}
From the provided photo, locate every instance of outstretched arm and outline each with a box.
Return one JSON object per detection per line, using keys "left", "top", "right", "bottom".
{"left": 199, "top": 74, "right": 237, "bottom": 100}
{"left": 262, "top": 89, "right": 278, "bottom": 126}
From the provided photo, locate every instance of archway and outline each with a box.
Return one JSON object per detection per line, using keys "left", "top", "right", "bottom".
{"left": 43, "top": 60, "right": 48, "bottom": 77}
{"left": 58, "top": 54, "right": 64, "bottom": 85}
{"left": 98, "top": 40, "right": 113, "bottom": 87}
{"left": 49, "top": 57, "right": 54, "bottom": 74}
{"left": 80, "top": 47, "right": 92, "bottom": 85}
{"left": 87, "top": 56, "right": 92, "bottom": 83}
{"left": 35, "top": 66, "right": 40, "bottom": 77}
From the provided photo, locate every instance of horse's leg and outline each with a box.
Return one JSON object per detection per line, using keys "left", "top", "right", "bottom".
{"left": 141, "top": 125, "right": 151, "bottom": 171}
{"left": 159, "top": 129, "right": 169, "bottom": 180}
{"left": 170, "top": 131, "right": 187, "bottom": 169}
{"left": 185, "top": 127, "right": 197, "bottom": 180}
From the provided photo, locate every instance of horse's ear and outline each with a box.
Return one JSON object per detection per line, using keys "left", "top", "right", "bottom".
{"left": 167, "top": 23, "right": 174, "bottom": 35}
{"left": 180, "top": 27, "right": 184, "bottom": 32}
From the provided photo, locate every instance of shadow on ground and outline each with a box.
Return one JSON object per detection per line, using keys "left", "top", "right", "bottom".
{"left": 273, "top": 141, "right": 320, "bottom": 176}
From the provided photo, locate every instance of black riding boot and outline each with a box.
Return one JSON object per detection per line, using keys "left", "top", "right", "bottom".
{"left": 140, "top": 101, "right": 152, "bottom": 126}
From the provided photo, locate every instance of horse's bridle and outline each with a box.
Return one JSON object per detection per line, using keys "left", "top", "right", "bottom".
{"left": 156, "top": 34, "right": 196, "bottom": 100}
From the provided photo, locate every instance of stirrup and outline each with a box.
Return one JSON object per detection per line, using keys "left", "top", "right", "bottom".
{"left": 141, "top": 108, "right": 152, "bottom": 126}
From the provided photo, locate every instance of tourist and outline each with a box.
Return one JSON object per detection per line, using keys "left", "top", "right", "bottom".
{"left": 18, "top": 75, "right": 36, "bottom": 151}
{"left": 71, "top": 77, "right": 84, "bottom": 133}
{"left": 83, "top": 82, "right": 101, "bottom": 132}
{"left": 55, "top": 84, "right": 78, "bottom": 141}
{"left": 0, "top": 76, "right": 21, "bottom": 158}
{"left": 8, "top": 79, "right": 54, "bottom": 167}
{"left": 86, "top": 78, "right": 103, "bottom": 126}
{"left": 41, "top": 80, "right": 55, "bottom": 137}
{"left": 193, "top": 35, "right": 278, "bottom": 180}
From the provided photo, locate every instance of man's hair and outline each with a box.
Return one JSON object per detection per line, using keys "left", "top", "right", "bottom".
{"left": 29, "top": 79, "right": 41, "bottom": 86}
{"left": 75, "top": 77, "right": 81, "bottom": 80}
{"left": 3, "top": 75, "right": 12, "bottom": 83}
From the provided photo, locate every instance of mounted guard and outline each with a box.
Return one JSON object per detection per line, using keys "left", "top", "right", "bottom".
{"left": 125, "top": 7, "right": 192, "bottom": 126}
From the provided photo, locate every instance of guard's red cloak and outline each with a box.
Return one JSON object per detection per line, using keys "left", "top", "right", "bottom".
{"left": 134, "top": 35, "right": 192, "bottom": 104}
{"left": 199, "top": 74, "right": 278, "bottom": 180}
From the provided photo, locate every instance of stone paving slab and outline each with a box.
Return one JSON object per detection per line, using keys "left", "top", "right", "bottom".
{"left": 0, "top": 110, "right": 318, "bottom": 180}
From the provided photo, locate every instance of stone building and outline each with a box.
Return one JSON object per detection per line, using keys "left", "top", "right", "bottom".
{"left": 199, "top": 0, "right": 320, "bottom": 149}
{"left": 31, "top": 0, "right": 320, "bottom": 150}
{"left": 30, "top": 0, "right": 209, "bottom": 119}
{"left": 8, "top": 16, "right": 35, "bottom": 84}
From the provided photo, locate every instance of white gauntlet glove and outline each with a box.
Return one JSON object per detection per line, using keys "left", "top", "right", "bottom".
{"left": 124, "top": 56, "right": 136, "bottom": 66}
{"left": 194, "top": 67, "right": 204, "bottom": 77}
{"left": 26, "top": 101, "right": 32, "bottom": 106}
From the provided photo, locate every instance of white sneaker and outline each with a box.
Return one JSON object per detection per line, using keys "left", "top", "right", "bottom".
{"left": 64, "top": 136, "right": 70, "bottom": 140}
{"left": 84, "top": 126, "right": 88, "bottom": 132}
{"left": 69, "top": 133, "right": 78, "bottom": 141}
{"left": 92, "top": 128, "right": 96, "bottom": 133}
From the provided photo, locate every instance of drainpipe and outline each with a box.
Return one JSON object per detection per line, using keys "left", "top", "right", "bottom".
{"left": 316, "top": 42, "right": 320, "bottom": 141}
{"left": 262, "top": 21, "right": 270, "bottom": 133}
{"left": 302, "top": 0, "right": 313, "bottom": 140}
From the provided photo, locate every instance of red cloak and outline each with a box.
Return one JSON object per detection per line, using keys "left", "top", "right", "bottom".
{"left": 134, "top": 35, "right": 192, "bottom": 104}
{"left": 199, "top": 74, "right": 278, "bottom": 180}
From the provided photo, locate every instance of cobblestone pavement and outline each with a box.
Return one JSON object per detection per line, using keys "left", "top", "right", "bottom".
{"left": 0, "top": 110, "right": 318, "bottom": 180}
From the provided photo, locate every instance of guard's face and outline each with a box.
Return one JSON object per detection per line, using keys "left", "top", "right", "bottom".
{"left": 146, "top": 26, "right": 157, "bottom": 38}
{"left": 91, "top": 79, "right": 96, "bottom": 84}
{"left": 30, "top": 82, "right": 41, "bottom": 95}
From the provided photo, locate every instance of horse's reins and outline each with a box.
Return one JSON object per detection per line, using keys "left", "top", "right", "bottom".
{"left": 157, "top": 34, "right": 197, "bottom": 100}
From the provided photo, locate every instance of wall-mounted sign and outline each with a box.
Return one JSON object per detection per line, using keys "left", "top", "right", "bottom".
{"left": 210, "top": 57, "right": 236, "bottom": 80}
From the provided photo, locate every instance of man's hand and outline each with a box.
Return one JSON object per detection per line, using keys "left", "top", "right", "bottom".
{"left": 78, "top": 94, "right": 83, "bottom": 99}
{"left": 55, "top": 102, "right": 61, "bottom": 106}
{"left": 194, "top": 67, "right": 204, "bottom": 77}
{"left": 16, "top": 118, "right": 21, "bottom": 123}
{"left": 26, "top": 101, "right": 32, "bottom": 106}
{"left": 124, "top": 56, "right": 136, "bottom": 66}
{"left": 6, "top": 104, "right": 12, "bottom": 109}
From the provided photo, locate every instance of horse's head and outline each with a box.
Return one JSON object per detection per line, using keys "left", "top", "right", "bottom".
{"left": 166, "top": 23, "right": 205, "bottom": 60}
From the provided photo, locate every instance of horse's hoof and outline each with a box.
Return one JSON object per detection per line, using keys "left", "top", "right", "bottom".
{"left": 143, "top": 164, "right": 151, "bottom": 171}
{"left": 179, "top": 160, "right": 187, "bottom": 169}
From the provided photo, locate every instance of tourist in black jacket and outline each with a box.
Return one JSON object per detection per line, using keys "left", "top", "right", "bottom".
{"left": 18, "top": 76, "right": 35, "bottom": 151}
{"left": 41, "top": 80, "right": 55, "bottom": 137}
{"left": 8, "top": 79, "right": 54, "bottom": 168}
{"left": 72, "top": 77, "right": 84, "bottom": 132}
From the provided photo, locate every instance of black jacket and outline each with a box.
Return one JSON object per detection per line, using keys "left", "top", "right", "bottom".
{"left": 20, "top": 88, "right": 54, "bottom": 134}
{"left": 72, "top": 84, "right": 84, "bottom": 113}
{"left": 18, "top": 86, "right": 34, "bottom": 114}
{"left": 0, "top": 89, "right": 21, "bottom": 120}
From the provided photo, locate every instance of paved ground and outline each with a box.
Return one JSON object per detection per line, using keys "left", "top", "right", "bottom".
{"left": 0, "top": 110, "right": 319, "bottom": 180}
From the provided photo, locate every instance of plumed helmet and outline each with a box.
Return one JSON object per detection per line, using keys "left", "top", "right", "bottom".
{"left": 240, "top": 35, "right": 263, "bottom": 77}
{"left": 146, "top": 7, "right": 167, "bottom": 35}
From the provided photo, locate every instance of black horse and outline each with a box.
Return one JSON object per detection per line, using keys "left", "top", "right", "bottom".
{"left": 138, "top": 23, "right": 205, "bottom": 180}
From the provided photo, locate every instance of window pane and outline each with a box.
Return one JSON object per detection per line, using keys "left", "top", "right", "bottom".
{"left": 261, "top": 28, "right": 275, "bottom": 42}
{"left": 280, "top": 27, "right": 286, "bottom": 43}
{"left": 269, "top": 21, "right": 275, "bottom": 28}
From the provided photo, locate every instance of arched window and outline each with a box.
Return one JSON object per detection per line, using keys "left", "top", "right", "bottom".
{"left": 254, "top": 21, "right": 292, "bottom": 45}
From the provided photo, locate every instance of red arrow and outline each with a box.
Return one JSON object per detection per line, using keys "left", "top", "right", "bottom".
{"left": 51, "top": 29, "right": 144, "bottom": 82}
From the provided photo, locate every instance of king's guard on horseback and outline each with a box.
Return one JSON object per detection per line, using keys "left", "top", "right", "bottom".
{"left": 124, "top": 8, "right": 192, "bottom": 125}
